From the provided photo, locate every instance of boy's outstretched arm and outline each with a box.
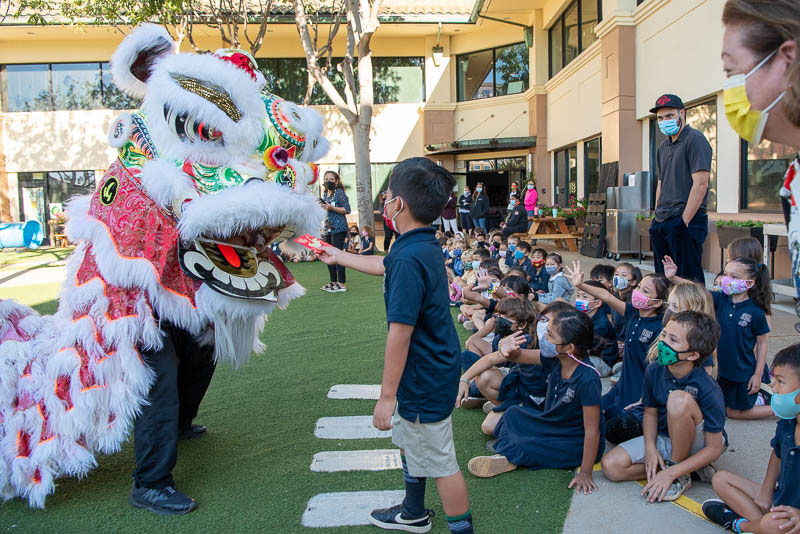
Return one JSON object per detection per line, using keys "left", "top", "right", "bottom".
{"left": 317, "top": 243, "right": 385, "bottom": 275}
{"left": 566, "top": 261, "right": 626, "bottom": 315}
{"left": 374, "top": 322, "right": 414, "bottom": 430}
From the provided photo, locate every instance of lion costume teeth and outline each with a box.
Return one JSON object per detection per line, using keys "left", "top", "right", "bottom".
{"left": 0, "top": 23, "right": 328, "bottom": 508}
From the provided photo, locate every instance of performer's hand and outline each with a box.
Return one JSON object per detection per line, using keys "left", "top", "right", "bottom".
{"left": 316, "top": 244, "right": 341, "bottom": 265}
{"left": 373, "top": 396, "right": 395, "bottom": 431}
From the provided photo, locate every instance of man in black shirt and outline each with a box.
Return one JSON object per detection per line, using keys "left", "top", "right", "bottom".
{"left": 648, "top": 94, "right": 713, "bottom": 283}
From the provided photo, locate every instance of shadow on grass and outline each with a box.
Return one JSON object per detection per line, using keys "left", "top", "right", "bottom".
{"left": 32, "top": 299, "right": 58, "bottom": 315}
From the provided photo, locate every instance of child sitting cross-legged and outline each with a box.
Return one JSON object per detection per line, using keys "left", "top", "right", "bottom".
{"left": 461, "top": 310, "right": 604, "bottom": 496}
{"left": 575, "top": 280, "right": 618, "bottom": 378}
{"left": 536, "top": 253, "right": 574, "bottom": 304}
{"left": 703, "top": 342, "right": 800, "bottom": 534}
{"left": 601, "top": 311, "right": 726, "bottom": 503}
{"left": 529, "top": 247, "right": 550, "bottom": 294}
{"left": 359, "top": 225, "right": 375, "bottom": 255}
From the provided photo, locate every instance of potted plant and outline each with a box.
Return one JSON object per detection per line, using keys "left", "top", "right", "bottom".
{"left": 715, "top": 220, "right": 764, "bottom": 249}
{"left": 568, "top": 196, "right": 587, "bottom": 228}
{"left": 636, "top": 214, "right": 654, "bottom": 237}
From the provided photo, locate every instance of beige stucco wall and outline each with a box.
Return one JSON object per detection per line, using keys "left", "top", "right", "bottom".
{"left": 634, "top": 0, "right": 726, "bottom": 119}
{"left": 545, "top": 43, "right": 602, "bottom": 151}
{"left": 453, "top": 95, "right": 530, "bottom": 142}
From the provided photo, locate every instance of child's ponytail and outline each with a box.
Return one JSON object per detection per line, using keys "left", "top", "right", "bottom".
{"left": 733, "top": 257, "right": 773, "bottom": 315}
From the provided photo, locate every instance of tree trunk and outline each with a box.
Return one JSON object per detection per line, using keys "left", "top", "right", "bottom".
{"left": 352, "top": 119, "right": 373, "bottom": 229}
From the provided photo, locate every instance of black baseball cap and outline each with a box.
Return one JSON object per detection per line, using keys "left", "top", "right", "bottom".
{"left": 649, "top": 94, "right": 684, "bottom": 113}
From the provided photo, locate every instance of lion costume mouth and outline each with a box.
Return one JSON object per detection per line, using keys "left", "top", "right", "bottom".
{"left": 178, "top": 226, "right": 296, "bottom": 301}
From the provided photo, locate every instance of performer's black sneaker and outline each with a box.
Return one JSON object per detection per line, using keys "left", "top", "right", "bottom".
{"left": 702, "top": 499, "right": 742, "bottom": 530}
{"left": 129, "top": 483, "right": 197, "bottom": 515}
{"left": 179, "top": 424, "right": 207, "bottom": 440}
{"left": 369, "top": 504, "right": 433, "bottom": 533}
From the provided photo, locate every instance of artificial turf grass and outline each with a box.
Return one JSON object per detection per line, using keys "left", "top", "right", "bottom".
{"left": 0, "top": 247, "right": 74, "bottom": 268}
{"left": 1, "top": 261, "right": 574, "bottom": 533}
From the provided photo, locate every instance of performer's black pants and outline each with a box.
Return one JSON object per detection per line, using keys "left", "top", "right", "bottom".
{"left": 133, "top": 323, "right": 216, "bottom": 489}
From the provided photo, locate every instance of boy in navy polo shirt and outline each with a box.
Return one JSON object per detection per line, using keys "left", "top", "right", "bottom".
{"left": 318, "top": 157, "right": 473, "bottom": 534}
{"left": 601, "top": 311, "right": 726, "bottom": 503}
{"left": 514, "top": 241, "right": 535, "bottom": 281}
{"left": 703, "top": 343, "right": 800, "bottom": 533}
{"left": 577, "top": 281, "right": 618, "bottom": 377}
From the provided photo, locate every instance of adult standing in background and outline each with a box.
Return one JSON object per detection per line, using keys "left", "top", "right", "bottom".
{"left": 458, "top": 184, "right": 473, "bottom": 234}
{"left": 442, "top": 186, "right": 459, "bottom": 234}
{"left": 721, "top": 0, "right": 800, "bottom": 316}
{"left": 320, "top": 171, "right": 351, "bottom": 293}
{"left": 470, "top": 181, "right": 489, "bottom": 232}
{"left": 648, "top": 94, "right": 713, "bottom": 283}
{"left": 524, "top": 178, "right": 538, "bottom": 230}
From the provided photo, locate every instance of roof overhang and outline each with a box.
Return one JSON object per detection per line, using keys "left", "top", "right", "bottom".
{"left": 424, "top": 136, "right": 535, "bottom": 155}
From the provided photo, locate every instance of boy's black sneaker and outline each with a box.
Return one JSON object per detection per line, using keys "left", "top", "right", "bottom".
{"left": 702, "top": 499, "right": 742, "bottom": 530}
{"left": 369, "top": 503, "right": 434, "bottom": 533}
{"left": 129, "top": 483, "right": 197, "bottom": 515}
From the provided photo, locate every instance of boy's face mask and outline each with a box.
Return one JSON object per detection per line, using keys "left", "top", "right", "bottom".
{"left": 509, "top": 244, "right": 516, "bottom": 252}
{"left": 471, "top": 260, "right": 481, "bottom": 271}
{"left": 514, "top": 250, "right": 525, "bottom": 261}
{"left": 494, "top": 317, "right": 515, "bottom": 339}
{"left": 771, "top": 387, "right": 800, "bottom": 419}
{"left": 575, "top": 299, "right": 595, "bottom": 313}
{"left": 656, "top": 340, "right": 689, "bottom": 366}
{"left": 613, "top": 275, "right": 629, "bottom": 291}
{"left": 532, "top": 259, "right": 545, "bottom": 268}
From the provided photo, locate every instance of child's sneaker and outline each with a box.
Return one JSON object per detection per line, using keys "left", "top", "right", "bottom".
{"left": 691, "top": 463, "right": 717, "bottom": 483}
{"left": 463, "top": 320, "right": 474, "bottom": 330}
{"left": 702, "top": 499, "right": 743, "bottom": 531}
{"left": 459, "top": 397, "right": 485, "bottom": 410}
{"left": 368, "top": 503, "right": 433, "bottom": 533}
{"left": 661, "top": 473, "right": 691, "bottom": 501}
{"left": 482, "top": 401, "right": 495, "bottom": 414}
{"left": 468, "top": 454, "right": 517, "bottom": 478}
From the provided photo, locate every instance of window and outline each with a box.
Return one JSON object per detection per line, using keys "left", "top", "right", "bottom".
{"left": 741, "top": 140, "right": 795, "bottom": 212}
{"left": 456, "top": 43, "right": 529, "bottom": 102}
{"left": 337, "top": 162, "right": 397, "bottom": 210}
{"left": 649, "top": 100, "right": 718, "bottom": 211}
{"left": 1, "top": 62, "right": 141, "bottom": 112}
{"left": 549, "top": 0, "right": 602, "bottom": 78}
{"left": 553, "top": 147, "right": 578, "bottom": 206}
{"left": 18, "top": 171, "right": 96, "bottom": 238}
{"left": 257, "top": 57, "right": 425, "bottom": 105}
{"left": 584, "top": 137, "right": 602, "bottom": 197}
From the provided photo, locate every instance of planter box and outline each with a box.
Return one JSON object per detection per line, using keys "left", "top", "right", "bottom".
{"left": 636, "top": 218, "right": 653, "bottom": 237}
{"left": 717, "top": 225, "right": 764, "bottom": 249}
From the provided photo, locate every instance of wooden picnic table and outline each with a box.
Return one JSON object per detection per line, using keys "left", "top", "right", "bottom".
{"left": 513, "top": 216, "right": 579, "bottom": 252}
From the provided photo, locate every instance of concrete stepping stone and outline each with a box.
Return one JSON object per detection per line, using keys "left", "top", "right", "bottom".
{"left": 327, "top": 384, "right": 381, "bottom": 400}
{"left": 314, "top": 416, "right": 391, "bottom": 439}
{"left": 311, "top": 449, "right": 401, "bottom": 473}
{"left": 301, "top": 490, "right": 405, "bottom": 528}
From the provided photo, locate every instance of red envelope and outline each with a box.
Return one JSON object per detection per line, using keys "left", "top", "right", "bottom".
{"left": 294, "top": 234, "right": 327, "bottom": 254}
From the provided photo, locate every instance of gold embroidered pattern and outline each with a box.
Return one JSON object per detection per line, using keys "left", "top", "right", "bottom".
{"left": 171, "top": 74, "right": 242, "bottom": 122}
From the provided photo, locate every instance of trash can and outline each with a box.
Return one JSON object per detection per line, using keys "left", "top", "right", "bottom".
{"left": 0, "top": 220, "right": 44, "bottom": 249}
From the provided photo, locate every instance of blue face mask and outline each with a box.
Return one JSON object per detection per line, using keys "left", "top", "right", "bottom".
{"left": 545, "top": 265, "right": 558, "bottom": 275}
{"left": 659, "top": 117, "right": 681, "bottom": 136}
{"left": 471, "top": 260, "right": 481, "bottom": 271}
{"left": 771, "top": 387, "right": 800, "bottom": 419}
{"left": 613, "top": 275, "right": 628, "bottom": 291}
{"left": 514, "top": 250, "right": 525, "bottom": 261}
{"left": 537, "top": 321, "right": 558, "bottom": 358}
{"left": 509, "top": 244, "right": 516, "bottom": 252}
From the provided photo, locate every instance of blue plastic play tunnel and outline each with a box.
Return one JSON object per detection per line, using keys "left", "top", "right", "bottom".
{"left": 0, "top": 220, "right": 44, "bottom": 249}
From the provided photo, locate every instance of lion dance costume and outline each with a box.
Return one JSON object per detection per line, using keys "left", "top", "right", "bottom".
{"left": 0, "top": 24, "right": 329, "bottom": 508}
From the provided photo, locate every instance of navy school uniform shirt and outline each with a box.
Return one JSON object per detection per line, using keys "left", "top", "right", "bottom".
{"left": 359, "top": 235, "right": 375, "bottom": 255}
{"left": 505, "top": 249, "right": 517, "bottom": 269}
{"left": 383, "top": 227, "right": 461, "bottom": 423}
{"left": 518, "top": 257, "right": 535, "bottom": 281}
{"left": 711, "top": 292, "right": 771, "bottom": 383}
{"left": 530, "top": 265, "right": 550, "bottom": 292}
{"left": 770, "top": 417, "right": 800, "bottom": 508}
{"left": 607, "top": 303, "right": 663, "bottom": 412}
{"left": 589, "top": 309, "right": 619, "bottom": 366}
{"left": 539, "top": 356, "right": 604, "bottom": 438}
{"left": 641, "top": 362, "right": 727, "bottom": 440}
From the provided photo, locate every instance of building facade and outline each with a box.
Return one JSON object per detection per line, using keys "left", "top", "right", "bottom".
{"left": 0, "top": 0, "right": 791, "bottom": 275}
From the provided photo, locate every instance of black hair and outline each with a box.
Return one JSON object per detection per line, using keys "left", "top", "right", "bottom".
{"left": 546, "top": 252, "right": 563, "bottom": 265}
{"left": 730, "top": 256, "right": 773, "bottom": 315}
{"left": 387, "top": 157, "right": 455, "bottom": 224}
{"left": 517, "top": 241, "right": 531, "bottom": 254}
{"left": 443, "top": 231, "right": 454, "bottom": 239}
{"left": 479, "top": 258, "right": 499, "bottom": 270}
{"left": 541, "top": 300, "right": 574, "bottom": 317}
{"left": 438, "top": 236, "right": 448, "bottom": 246}
{"left": 668, "top": 310, "right": 721, "bottom": 367}
{"left": 532, "top": 247, "right": 548, "bottom": 258}
{"left": 582, "top": 280, "right": 605, "bottom": 291}
{"left": 502, "top": 275, "right": 530, "bottom": 297}
{"left": 773, "top": 342, "right": 800, "bottom": 379}
{"left": 642, "top": 273, "right": 671, "bottom": 313}
{"left": 510, "top": 192, "right": 521, "bottom": 201}
{"left": 616, "top": 262, "right": 643, "bottom": 286}
{"left": 474, "top": 248, "right": 491, "bottom": 260}
{"left": 553, "top": 310, "right": 595, "bottom": 356}
{"left": 486, "top": 267, "right": 504, "bottom": 280}
{"left": 590, "top": 264, "right": 615, "bottom": 282}
{"left": 323, "top": 170, "right": 345, "bottom": 190}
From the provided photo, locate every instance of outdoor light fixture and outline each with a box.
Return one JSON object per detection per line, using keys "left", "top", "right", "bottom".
{"left": 432, "top": 22, "right": 444, "bottom": 67}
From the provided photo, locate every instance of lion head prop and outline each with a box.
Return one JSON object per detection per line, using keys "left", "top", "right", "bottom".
{"left": 0, "top": 24, "right": 329, "bottom": 507}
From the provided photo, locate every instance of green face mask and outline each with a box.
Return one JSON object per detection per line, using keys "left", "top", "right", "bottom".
{"left": 657, "top": 340, "right": 683, "bottom": 366}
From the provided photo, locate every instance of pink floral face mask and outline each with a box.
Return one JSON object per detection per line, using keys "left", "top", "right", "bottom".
{"left": 718, "top": 276, "right": 752, "bottom": 295}
{"left": 631, "top": 289, "right": 657, "bottom": 310}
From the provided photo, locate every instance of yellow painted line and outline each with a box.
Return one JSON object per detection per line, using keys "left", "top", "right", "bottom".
{"left": 634, "top": 480, "right": 708, "bottom": 522}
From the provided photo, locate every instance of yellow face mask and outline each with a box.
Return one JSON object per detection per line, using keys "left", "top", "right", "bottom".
{"left": 723, "top": 50, "right": 785, "bottom": 145}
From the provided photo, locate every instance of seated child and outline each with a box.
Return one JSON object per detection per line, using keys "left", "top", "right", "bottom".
{"left": 461, "top": 274, "right": 528, "bottom": 335}
{"left": 529, "top": 247, "right": 550, "bottom": 294}
{"left": 537, "top": 253, "right": 575, "bottom": 304}
{"left": 346, "top": 224, "right": 361, "bottom": 253}
{"left": 566, "top": 261, "right": 669, "bottom": 425}
{"left": 473, "top": 229, "right": 489, "bottom": 250}
{"left": 505, "top": 236, "right": 520, "bottom": 269}
{"left": 459, "top": 266, "right": 503, "bottom": 330}
{"left": 601, "top": 311, "right": 726, "bottom": 503}
{"left": 278, "top": 241, "right": 316, "bottom": 263}
{"left": 459, "top": 297, "right": 536, "bottom": 410}
{"left": 703, "top": 342, "right": 800, "bottom": 534}
{"left": 591, "top": 264, "right": 616, "bottom": 292}
{"left": 359, "top": 225, "right": 375, "bottom": 255}
{"left": 712, "top": 271, "right": 724, "bottom": 292}
{"left": 610, "top": 262, "right": 644, "bottom": 377}
{"left": 512, "top": 241, "right": 534, "bottom": 281}
{"left": 665, "top": 255, "right": 772, "bottom": 420}
{"left": 488, "top": 232, "right": 504, "bottom": 260}
{"left": 576, "top": 280, "right": 618, "bottom": 378}
{"left": 462, "top": 310, "right": 603, "bottom": 495}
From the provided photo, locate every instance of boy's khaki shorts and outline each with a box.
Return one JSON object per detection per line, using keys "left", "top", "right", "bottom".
{"left": 391, "top": 408, "right": 460, "bottom": 479}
